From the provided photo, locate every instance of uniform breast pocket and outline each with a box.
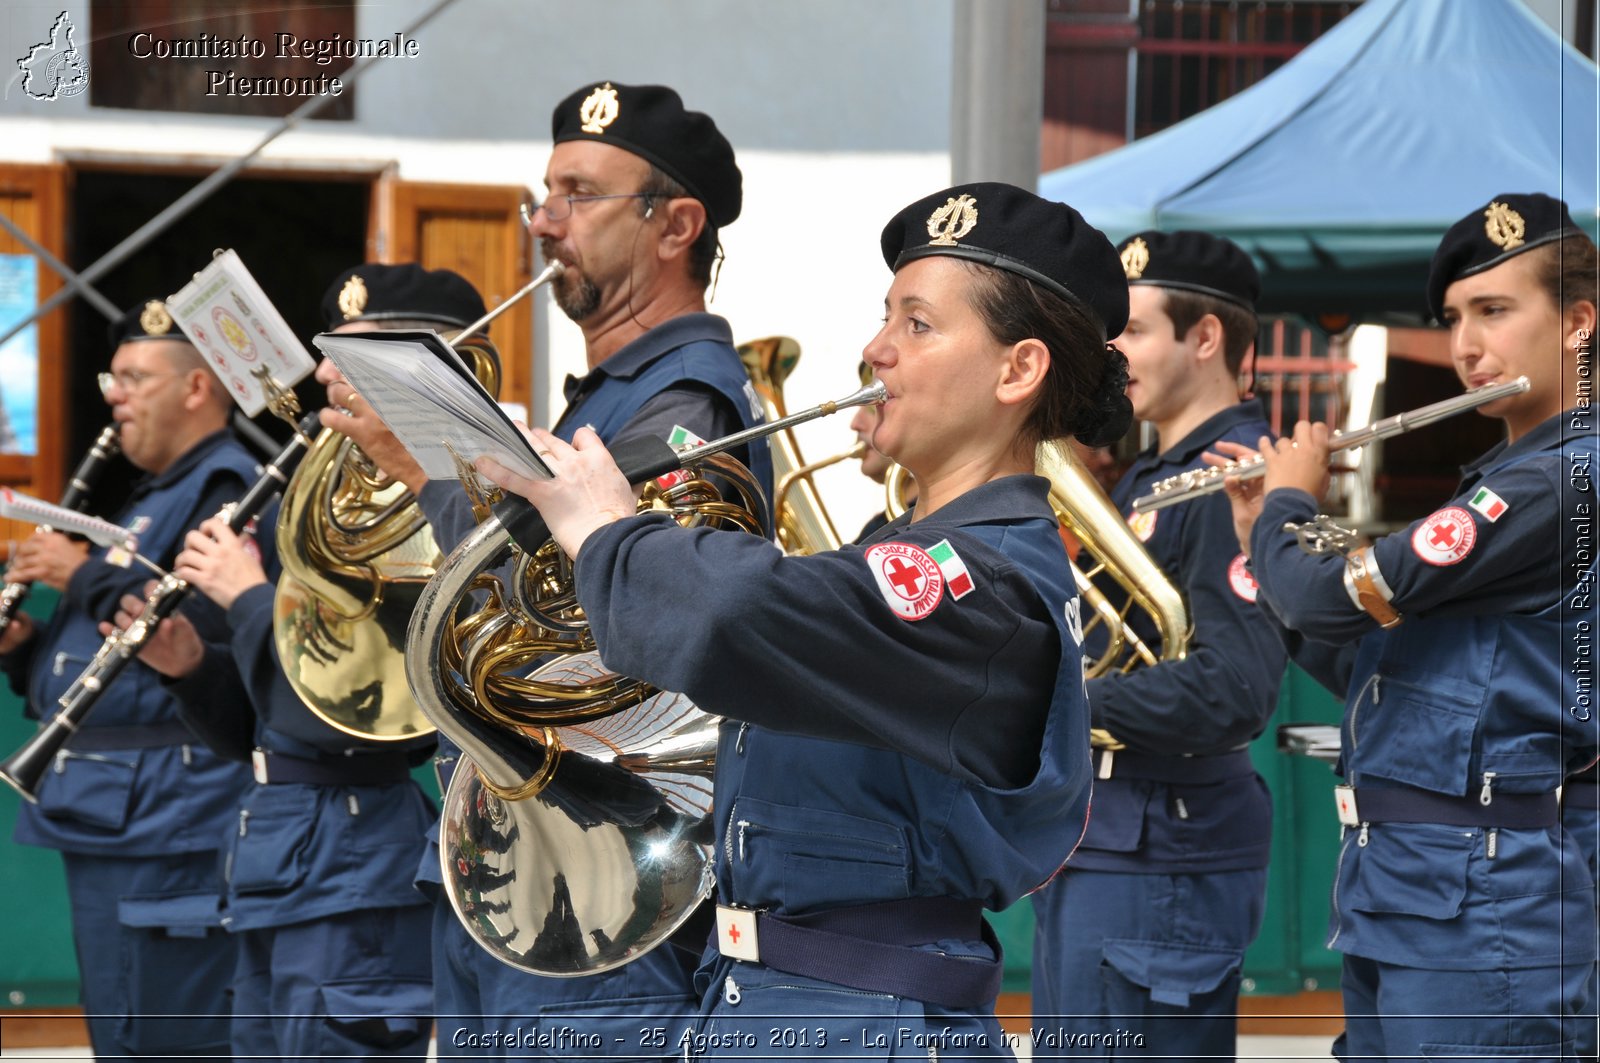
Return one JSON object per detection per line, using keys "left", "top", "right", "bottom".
{"left": 226, "top": 788, "right": 319, "bottom": 895}
{"left": 37, "top": 750, "right": 141, "bottom": 832}
{"left": 729, "top": 798, "right": 909, "bottom": 911}
{"left": 1353, "top": 672, "right": 1484, "bottom": 795}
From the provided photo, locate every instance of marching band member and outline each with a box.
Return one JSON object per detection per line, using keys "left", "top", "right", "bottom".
{"left": 112, "top": 266, "right": 481, "bottom": 1060}
{"left": 1219, "top": 192, "right": 1598, "bottom": 1059}
{"left": 318, "top": 82, "right": 771, "bottom": 1059}
{"left": 478, "top": 182, "right": 1130, "bottom": 1057}
{"left": 1030, "top": 231, "right": 1285, "bottom": 1059}
{"left": 0, "top": 302, "right": 258, "bottom": 1059}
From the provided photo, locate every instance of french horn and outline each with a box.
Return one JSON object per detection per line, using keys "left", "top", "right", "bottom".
{"left": 272, "top": 264, "right": 561, "bottom": 741}
{"left": 407, "top": 384, "right": 885, "bottom": 976}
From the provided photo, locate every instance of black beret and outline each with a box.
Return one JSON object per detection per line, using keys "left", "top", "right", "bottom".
{"left": 551, "top": 81, "right": 742, "bottom": 228}
{"left": 108, "top": 299, "right": 191, "bottom": 349}
{"left": 1118, "top": 229, "right": 1259, "bottom": 311}
{"left": 1427, "top": 193, "right": 1583, "bottom": 320}
{"left": 880, "top": 182, "right": 1128, "bottom": 340}
{"left": 321, "top": 264, "right": 487, "bottom": 331}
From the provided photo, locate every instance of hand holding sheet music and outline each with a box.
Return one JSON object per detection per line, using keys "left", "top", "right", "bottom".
{"left": 311, "top": 330, "right": 553, "bottom": 483}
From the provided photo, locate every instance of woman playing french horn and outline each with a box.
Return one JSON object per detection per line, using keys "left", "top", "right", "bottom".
{"left": 475, "top": 182, "right": 1131, "bottom": 1057}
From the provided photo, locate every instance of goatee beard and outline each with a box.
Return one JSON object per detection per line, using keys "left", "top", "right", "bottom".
{"left": 553, "top": 272, "right": 601, "bottom": 322}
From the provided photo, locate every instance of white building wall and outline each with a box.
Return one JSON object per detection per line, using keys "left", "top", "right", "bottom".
{"left": 0, "top": 0, "right": 958, "bottom": 533}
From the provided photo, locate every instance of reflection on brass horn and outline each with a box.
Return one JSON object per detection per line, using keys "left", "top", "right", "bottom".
{"left": 407, "top": 382, "right": 884, "bottom": 975}
{"left": 272, "top": 262, "right": 564, "bottom": 741}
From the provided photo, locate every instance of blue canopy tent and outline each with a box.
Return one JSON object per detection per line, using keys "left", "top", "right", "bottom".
{"left": 1038, "top": 0, "right": 1598, "bottom": 321}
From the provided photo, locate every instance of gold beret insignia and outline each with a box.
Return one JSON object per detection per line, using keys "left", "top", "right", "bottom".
{"left": 579, "top": 83, "right": 620, "bottom": 135}
{"left": 926, "top": 194, "right": 979, "bottom": 247}
{"left": 1483, "top": 201, "right": 1526, "bottom": 251}
{"left": 338, "top": 275, "right": 368, "bottom": 320}
{"left": 139, "top": 300, "right": 173, "bottom": 336}
{"left": 1120, "top": 237, "right": 1150, "bottom": 280}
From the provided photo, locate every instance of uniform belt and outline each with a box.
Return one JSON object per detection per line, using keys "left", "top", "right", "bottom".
{"left": 64, "top": 721, "right": 195, "bottom": 752}
{"left": 1339, "top": 785, "right": 1559, "bottom": 829}
{"left": 1563, "top": 777, "right": 1600, "bottom": 801}
{"left": 714, "top": 897, "right": 1000, "bottom": 1010}
{"left": 250, "top": 749, "right": 411, "bottom": 787}
{"left": 1092, "top": 747, "right": 1254, "bottom": 785}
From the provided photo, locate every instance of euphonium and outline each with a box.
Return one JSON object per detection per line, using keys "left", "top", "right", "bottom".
{"left": 406, "top": 383, "right": 884, "bottom": 977}
{"left": 0, "top": 424, "right": 121, "bottom": 637}
{"left": 738, "top": 335, "right": 860, "bottom": 554}
{"left": 1035, "top": 440, "right": 1189, "bottom": 679}
{"left": 272, "top": 263, "right": 562, "bottom": 741}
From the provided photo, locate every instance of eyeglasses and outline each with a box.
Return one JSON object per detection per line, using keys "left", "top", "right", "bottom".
{"left": 98, "top": 369, "right": 179, "bottom": 397}
{"left": 520, "top": 192, "right": 653, "bottom": 225}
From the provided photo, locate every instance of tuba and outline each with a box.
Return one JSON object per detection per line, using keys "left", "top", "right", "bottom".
{"left": 738, "top": 336, "right": 861, "bottom": 554}
{"left": 272, "top": 263, "right": 562, "bottom": 741}
{"left": 406, "top": 385, "right": 884, "bottom": 976}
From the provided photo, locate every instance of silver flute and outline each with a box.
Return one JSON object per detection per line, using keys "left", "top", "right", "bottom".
{"left": 1131, "top": 376, "right": 1532, "bottom": 514}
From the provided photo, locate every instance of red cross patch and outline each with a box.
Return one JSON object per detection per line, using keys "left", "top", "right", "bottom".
{"left": 864, "top": 541, "right": 945, "bottom": 621}
{"left": 1127, "top": 509, "right": 1158, "bottom": 543}
{"left": 1411, "top": 506, "right": 1477, "bottom": 566}
{"left": 1227, "top": 553, "right": 1258, "bottom": 602}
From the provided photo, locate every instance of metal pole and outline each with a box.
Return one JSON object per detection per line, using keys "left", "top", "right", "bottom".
{"left": 0, "top": 213, "right": 120, "bottom": 320}
{"left": 0, "top": 0, "right": 462, "bottom": 351}
{"left": 950, "top": 0, "right": 1046, "bottom": 187}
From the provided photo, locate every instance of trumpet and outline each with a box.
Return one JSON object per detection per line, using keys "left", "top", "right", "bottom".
{"left": 0, "top": 413, "right": 323, "bottom": 803}
{"left": 1131, "top": 377, "right": 1532, "bottom": 514}
{"left": 0, "top": 424, "right": 121, "bottom": 637}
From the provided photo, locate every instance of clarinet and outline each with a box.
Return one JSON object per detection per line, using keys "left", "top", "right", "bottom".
{"left": 0, "top": 424, "right": 122, "bottom": 637}
{"left": 0, "top": 412, "right": 322, "bottom": 802}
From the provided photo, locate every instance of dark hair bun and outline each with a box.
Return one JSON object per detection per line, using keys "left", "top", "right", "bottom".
{"left": 1074, "top": 345, "right": 1133, "bottom": 447}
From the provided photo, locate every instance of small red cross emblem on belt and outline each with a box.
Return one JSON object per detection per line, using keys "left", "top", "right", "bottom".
{"left": 726, "top": 924, "right": 740, "bottom": 943}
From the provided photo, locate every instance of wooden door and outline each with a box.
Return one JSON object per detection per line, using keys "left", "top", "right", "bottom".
{"left": 0, "top": 163, "right": 70, "bottom": 552}
{"left": 370, "top": 178, "right": 536, "bottom": 410}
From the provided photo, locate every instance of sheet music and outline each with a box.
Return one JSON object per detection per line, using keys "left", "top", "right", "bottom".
{"left": 311, "top": 330, "right": 552, "bottom": 483}
{"left": 167, "top": 249, "right": 317, "bottom": 416}
{"left": 0, "top": 487, "right": 138, "bottom": 551}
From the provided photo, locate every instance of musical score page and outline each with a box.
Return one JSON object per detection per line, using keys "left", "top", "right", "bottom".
{"left": 312, "top": 330, "right": 551, "bottom": 482}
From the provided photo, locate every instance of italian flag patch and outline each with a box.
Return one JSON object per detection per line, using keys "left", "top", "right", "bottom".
{"left": 1467, "top": 487, "right": 1508, "bottom": 522}
{"left": 927, "top": 539, "right": 974, "bottom": 599}
{"left": 656, "top": 425, "right": 707, "bottom": 490}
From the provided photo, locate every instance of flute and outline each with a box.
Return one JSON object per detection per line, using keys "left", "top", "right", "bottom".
{"left": 1130, "top": 377, "right": 1531, "bottom": 514}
